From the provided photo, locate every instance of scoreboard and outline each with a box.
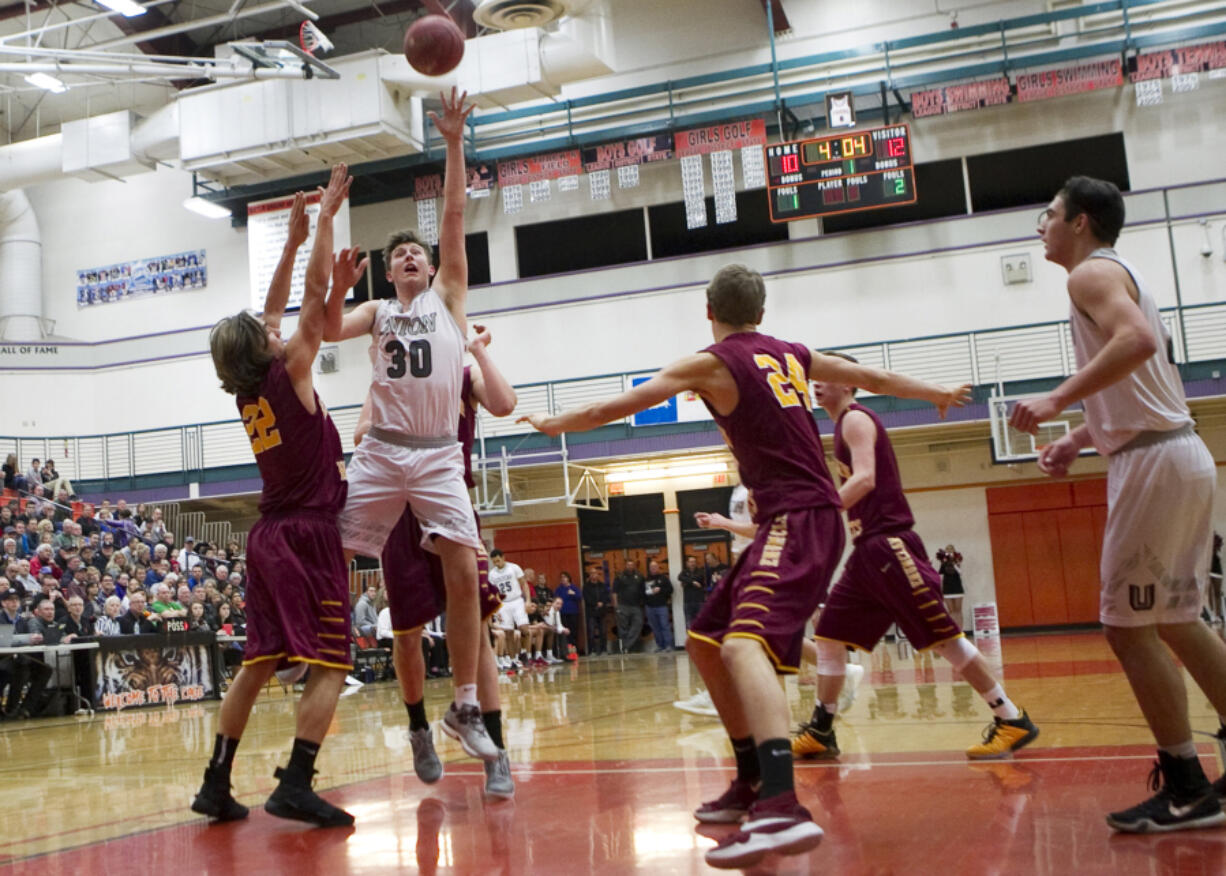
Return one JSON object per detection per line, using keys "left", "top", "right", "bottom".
{"left": 765, "top": 124, "right": 917, "bottom": 222}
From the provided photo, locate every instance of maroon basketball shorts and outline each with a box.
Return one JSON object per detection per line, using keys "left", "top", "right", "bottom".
{"left": 688, "top": 506, "right": 844, "bottom": 674}
{"left": 815, "top": 529, "right": 962, "bottom": 652}
{"left": 243, "top": 511, "right": 352, "bottom": 671}
{"left": 382, "top": 506, "right": 500, "bottom": 634}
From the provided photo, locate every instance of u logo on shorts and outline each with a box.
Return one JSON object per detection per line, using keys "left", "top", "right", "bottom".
{"left": 1128, "top": 584, "right": 1155, "bottom": 612}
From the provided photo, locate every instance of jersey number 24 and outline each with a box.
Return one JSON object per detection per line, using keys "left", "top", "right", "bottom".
{"left": 754, "top": 353, "right": 810, "bottom": 409}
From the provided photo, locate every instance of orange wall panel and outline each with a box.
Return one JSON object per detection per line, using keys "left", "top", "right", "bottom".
{"left": 1054, "top": 508, "right": 1102, "bottom": 624}
{"left": 1021, "top": 512, "right": 1069, "bottom": 625}
{"left": 988, "top": 512, "right": 1034, "bottom": 627}
{"left": 1072, "top": 479, "right": 1108, "bottom": 507}
{"left": 985, "top": 482, "right": 1073, "bottom": 515}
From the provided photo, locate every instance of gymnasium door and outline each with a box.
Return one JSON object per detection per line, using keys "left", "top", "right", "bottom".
{"left": 986, "top": 480, "right": 1106, "bottom": 629}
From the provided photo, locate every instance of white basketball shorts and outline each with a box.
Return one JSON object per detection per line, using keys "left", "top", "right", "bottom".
{"left": 1100, "top": 427, "right": 1215, "bottom": 627}
{"left": 496, "top": 599, "right": 530, "bottom": 630}
{"left": 339, "top": 435, "right": 481, "bottom": 558}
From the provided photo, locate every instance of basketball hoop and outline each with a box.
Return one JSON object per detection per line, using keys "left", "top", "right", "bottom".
{"left": 299, "top": 20, "right": 334, "bottom": 57}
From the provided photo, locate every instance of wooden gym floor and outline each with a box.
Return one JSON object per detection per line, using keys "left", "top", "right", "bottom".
{"left": 1, "top": 632, "right": 1224, "bottom": 874}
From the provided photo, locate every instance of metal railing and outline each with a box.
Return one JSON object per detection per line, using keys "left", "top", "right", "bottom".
{"left": 2, "top": 300, "right": 1224, "bottom": 490}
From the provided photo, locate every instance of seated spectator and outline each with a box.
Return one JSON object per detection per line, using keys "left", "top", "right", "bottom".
{"left": 225, "top": 541, "right": 241, "bottom": 563}
{"left": 77, "top": 503, "right": 100, "bottom": 538}
{"left": 16, "top": 521, "right": 37, "bottom": 556}
{"left": 186, "top": 601, "right": 211, "bottom": 632}
{"left": 24, "top": 458, "right": 41, "bottom": 488}
{"left": 532, "top": 571, "right": 553, "bottom": 606}
{"left": 423, "top": 614, "right": 449, "bottom": 678}
{"left": 61, "top": 596, "right": 94, "bottom": 642}
{"left": 42, "top": 459, "right": 75, "bottom": 500}
{"left": 94, "top": 596, "right": 123, "bottom": 637}
{"left": 93, "top": 537, "right": 116, "bottom": 574}
{"left": 178, "top": 537, "right": 202, "bottom": 575}
{"left": 26, "top": 597, "right": 63, "bottom": 645}
{"left": 176, "top": 582, "right": 193, "bottom": 608}
{"left": 524, "top": 600, "right": 550, "bottom": 666}
{"left": 148, "top": 507, "right": 166, "bottom": 542}
{"left": 117, "top": 590, "right": 158, "bottom": 634}
{"left": 82, "top": 581, "right": 101, "bottom": 620}
{"left": 228, "top": 592, "right": 246, "bottom": 625}
{"left": 36, "top": 573, "right": 68, "bottom": 620}
{"left": 2, "top": 454, "right": 24, "bottom": 492}
{"left": 185, "top": 564, "right": 205, "bottom": 591}
{"left": 11, "top": 560, "right": 36, "bottom": 600}
{"left": 144, "top": 558, "right": 169, "bottom": 589}
{"left": 2, "top": 538, "right": 19, "bottom": 567}
{"left": 206, "top": 592, "right": 226, "bottom": 629}
{"left": 544, "top": 597, "right": 575, "bottom": 662}
{"left": 375, "top": 603, "right": 394, "bottom": 649}
{"left": 227, "top": 571, "right": 244, "bottom": 594}
{"left": 150, "top": 582, "right": 186, "bottom": 620}
{"left": 61, "top": 559, "right": 90, "bottom": 601}
{"left": 113, "top": 572, "right": 131, "bottom": 602}
{"left": 161, "top": 532, "right": 178, "bottom": 569}
{"left": 215, "top": 601, "right": 243, "bottom": 636}
{"left": 353, "top": 584, "right": 379, "bottom": 640}
{"left": 29, "top": 543, "right": 60, "bottom": 581}
{"left": 0, "top": 586, "right": 53, "bottom": 718}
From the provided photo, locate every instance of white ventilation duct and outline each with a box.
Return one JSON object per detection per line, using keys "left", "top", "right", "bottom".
{"left": 474, "top": 0, "right": 573, "bottom": 30}
{"left": 0, "top": 189, "right": 45, "bottom": 341}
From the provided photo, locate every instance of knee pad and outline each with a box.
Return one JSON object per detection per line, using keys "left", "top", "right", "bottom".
{"left": 816, "top": 639, "right": 847, "bottom": 677}
{"left": 935, "top": 635, "right": 978, "bottom": 670}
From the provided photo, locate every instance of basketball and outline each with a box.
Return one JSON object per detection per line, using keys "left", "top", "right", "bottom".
{"left": 404, "top": 15, "right": 465, "bottom": 77}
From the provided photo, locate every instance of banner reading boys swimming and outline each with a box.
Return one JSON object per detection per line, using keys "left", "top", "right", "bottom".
{"left": 76, "top": 249, "right": 207, "bottom": 308}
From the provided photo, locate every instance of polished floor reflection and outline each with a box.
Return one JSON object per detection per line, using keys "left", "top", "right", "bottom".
{"left": 2, "top": 633, "right": 1224, "bottom": 874}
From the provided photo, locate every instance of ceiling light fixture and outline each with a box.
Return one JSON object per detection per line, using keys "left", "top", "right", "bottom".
{"left": 605, "top": 461, "right": 729, "bottom": 484}
{"left": 183, "top": 196, "right": 232, "bottom": 219}
{"left": 24, "top": 72, "right": 67, "bottom": 93}
{"left": 96, "top": 0, "right": 148, "bottom": 16}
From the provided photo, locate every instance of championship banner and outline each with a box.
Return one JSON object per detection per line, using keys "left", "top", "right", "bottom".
{"left": 247, "top": 190, "right": 352, "bottom": 312}
{"left": 412, "top": 164, "right": 495, "bottom": 199}
{"left": 911, "top": 78, "right": 1012, "bottom": 117}
{"left": 1015, "top": 59, "right": 1123, "bottom": 102}
{"left": 77, "top": 249, "right": 206, "bottom": 308}
{"left": 1131, "top": 39, "right": 1226, "bottom": 82}
{"left": 675, "top": 119, "right": 767, "bottom": 157}
{"left": 496, "top": 149, "right": 582, "bottom": 186}
{"left": 95, "top": 638, "right": 216, "bottom": 711}
{"left": 581, "top": 134, "right": 674, "bottom": 172}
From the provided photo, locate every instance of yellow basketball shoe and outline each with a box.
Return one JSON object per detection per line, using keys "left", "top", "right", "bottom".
{"left": 966, "top": 710, "right": 1039, "bottom": 760}
{"left": 792, "top": 722, "right": 840, "bottom": 759}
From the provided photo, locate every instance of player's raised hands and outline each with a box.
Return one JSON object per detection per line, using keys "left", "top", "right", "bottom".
{"left": 286, "top": 192, "right": 310, "bottom": 249}
{"left": 429, "top": 87, "right": 473, "bottom": 142}
{"left": 318, "top": 163, "right": 352, "bottom": 218}
{"left": 933, "top": 383, "right": 973, "bottom": 419}
{"left": 466, "top": 323, "right": 492, "bottom": 354}
{"left": 331, "top": 246, "right": 368, "bottom": 292}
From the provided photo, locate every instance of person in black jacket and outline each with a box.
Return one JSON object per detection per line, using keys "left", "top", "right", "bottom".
{"left": 644, "top": 559, "right": 674, "bottom": 652}
{"left": 117, "top": 590, "right": 159, "bottom": 635}
{"left": 583, "top": 569, "right": 612, "bottom": 656}
{"left": 612, "top": 560, "right": 646, "bottom": 654}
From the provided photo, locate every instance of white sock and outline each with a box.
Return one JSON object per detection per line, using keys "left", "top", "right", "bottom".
{"left": 981, "top": 684, "right": 1021, "bottom": 720}
{"left": 455, "top": 683, "right": 479, "bottom": 707}
{"left": 820, "top": 700, "right": 839, "bottom": 717}
{"left": 1160, "top": 740, "right": 1198, "bottom": 760}
{"left": 534, "top": 652, "right": 542, "bottom": 660}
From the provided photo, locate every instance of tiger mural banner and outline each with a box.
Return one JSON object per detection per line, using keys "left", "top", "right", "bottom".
{"left": 94, "top": 633, "right": 219, "bottom": 711}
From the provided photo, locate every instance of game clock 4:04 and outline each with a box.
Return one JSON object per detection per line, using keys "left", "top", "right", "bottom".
{"left": 765, "top": 124, "right": 918, "bottom": 222}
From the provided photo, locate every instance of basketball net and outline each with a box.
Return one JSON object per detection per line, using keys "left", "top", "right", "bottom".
{"left": 299, "top": 20, "right": 333, "bottom": 57}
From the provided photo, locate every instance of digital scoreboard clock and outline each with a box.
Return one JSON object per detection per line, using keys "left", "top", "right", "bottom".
{"left": 765, "top": 124, "right": 917, "bottom": 222}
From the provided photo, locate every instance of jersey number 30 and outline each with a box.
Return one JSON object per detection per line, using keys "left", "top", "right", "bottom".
{"left": 241, "top": 397, "right": 282, "bottom": 455}
{"left": 386, "top": 339, "right": 432, "bottom": 379}
{"left": 754, "top": 353, "right": 810, "bottom": 409}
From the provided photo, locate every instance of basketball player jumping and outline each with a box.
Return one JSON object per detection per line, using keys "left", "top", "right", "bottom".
{"left": 353, "top": 325, "right": 518, "bottom": 798}
{"left": 791, "top": 351, "right": 1037, "bottom": 761}
{"left": 193, "top": 164, "right": 362, "bottom": 827}
{"left": 1011, "top": 176, "right": 1226, "bottom": 833}
{"left": 522, "top": 264, "right": 969, "bottom": 868}
{"left": 322, "top": 89, "right": 500, "bottom": 762}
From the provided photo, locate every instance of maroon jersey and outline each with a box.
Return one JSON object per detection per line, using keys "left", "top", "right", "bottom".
{"left": 236, "top": 357, "right": 347, "bottom": 516}
{"left": 833, "top": 402, "right": 914, "bottom": 542}
{"left": 702, "top": 332, "right": 839, "bottom": 521}
{"left": 458, "top": 365, "right": 476, "bottom": 489}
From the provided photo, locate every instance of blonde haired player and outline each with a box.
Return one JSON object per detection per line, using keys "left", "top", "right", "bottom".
{"left": 1012, "top": 176, "right": 1226, "bottom": 833}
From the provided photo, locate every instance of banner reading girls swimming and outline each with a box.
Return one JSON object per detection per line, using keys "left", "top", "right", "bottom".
{"left": 76, "top": 249, "right": 207, "bottom": 308}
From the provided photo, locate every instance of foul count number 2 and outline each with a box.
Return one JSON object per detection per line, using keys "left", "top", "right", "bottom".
{"left": 385, "top": 339, "right": 433, "bottom": 379}
{"left": 755, "top": 353, "right": 811, "bottom": 409}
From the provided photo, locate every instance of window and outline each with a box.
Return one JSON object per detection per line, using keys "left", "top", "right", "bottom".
{"left": 966, "top": 133, "right": 1129, "bottom": 213}
{"left": 516, "top": 209, "right": 648, "bottom": 278}
{"left": 649, "top": 190, "right": 788, "bottom": 259}
{"left": 359, "top": 232, "right": 490, "bottom": 302}
{"left": 578, "top": 494, "right": 666, "bottom": 551}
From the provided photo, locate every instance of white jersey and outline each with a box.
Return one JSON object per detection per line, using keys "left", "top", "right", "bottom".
{"left": 369, "top": 290, "right": 465, "bottom": 439}
{"left": 488, "top": 561, "right": 525, "bottom": 603}
{"left": 1069, "top": 249, "right": 1192, "bottom": 455}
{"left": 728, "top": 484, "right": 753, "bottom": 558}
